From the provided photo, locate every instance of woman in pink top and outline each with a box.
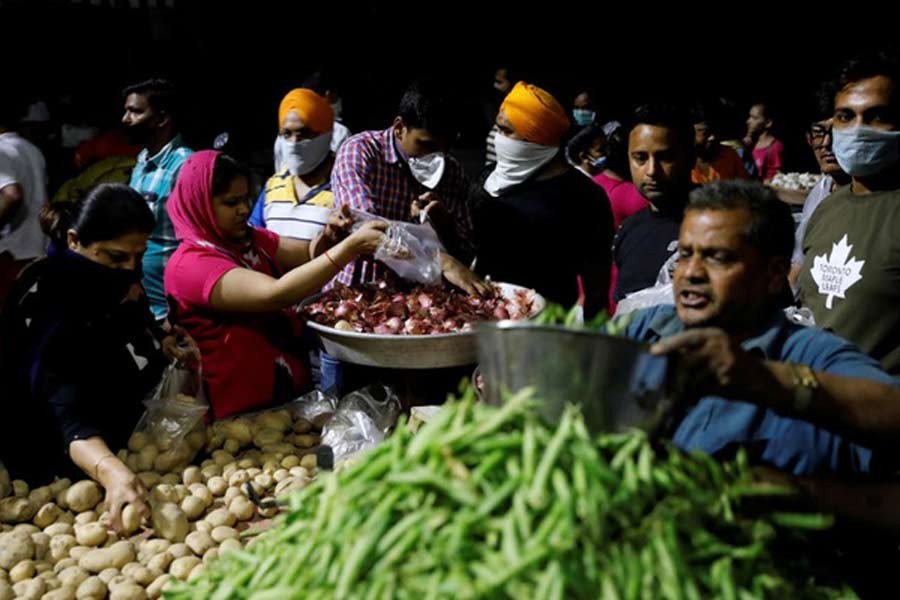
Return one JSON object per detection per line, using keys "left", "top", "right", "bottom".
{"left": 746, "top": 103, "right": 784, "bottom": 182}
{"left": 164, "top": 151, "right": 385, "bottom": 418}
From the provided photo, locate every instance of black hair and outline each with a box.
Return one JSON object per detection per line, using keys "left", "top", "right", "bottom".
{"left": 687, "top": 180, "right": 794, "bottom": 261}
{"left": 397, "top": 79, "right": 459, "bottom": 140}
{"left": 811, "top": 80, "right": 838, "bottom": 124}
{"left": 565, "top": 125, "right": 605, "bottom": 165}
{"left": 122, "top": 78, "right": 181, "bottom": 123}
{"left": 834, "top": 49, "right": 900, "bottom": 112}
{"left": 212, "top": 154, "right": 251, "bottom": 196}
{"left": 630, "top": 103, "right": 695, "bottom": 151}
{"left": 40, "top": 183, "right": 155, "bottom": 246}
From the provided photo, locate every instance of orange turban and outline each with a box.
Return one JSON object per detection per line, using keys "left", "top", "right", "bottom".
{"left": 500, "top": 81, "right": 570, "bottom": 146}
{"left": 278, "top": 89, "right": 334, "bottom": 134}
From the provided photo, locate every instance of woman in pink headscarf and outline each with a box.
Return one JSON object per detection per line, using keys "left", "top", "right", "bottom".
{"left": 164, "top": 151, "right": 385, "bottom": 418}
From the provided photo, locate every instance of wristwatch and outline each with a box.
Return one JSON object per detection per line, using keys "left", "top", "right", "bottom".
{"left": 787, "top": 362, "right": 819, "bottom": 413}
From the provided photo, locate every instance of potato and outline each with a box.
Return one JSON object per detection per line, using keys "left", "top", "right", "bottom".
{"left": 168, "top": 556, "right": 201, "bottom": 581}
{"left": 300, "top": 454, "right": 318, "bottom": 470}
{"left": 279, "top": 455, "right": 300, "bottom": 469}
{"left": 193, "top": 521, "right": 212, "bottom": 536}
{"left": 252, "top": 428, "right": 283, "bottom": 449}
{"left": 13, "top": 524, "right": 39, "bottom": 536}
{"left": 184, "top": 531, "right": 215, "bottom": 557}
{"left": 145, "top": 574, "right": 170, "bottom": 599}
{"left": 109, "top": 581, "right": 147, "bottom": 600}
{"left": 185, "top": 431, "right": 206, "bottom": 453}
{"left": 210, "top": 526, "right": 238, "bottom": 544}
{"left": 49, "top": 534, "right": 78, "bottom": 563}
{"left": 275, "top": 477, "right": 310, "bottom": 496}
{"left": 179, "top": 497, "right": 205, "bottom": 522}
{"left": 54, "top": 488, "right": 69, "bottom": 512}
{"left": 30, "top": 533, "right": 49, "bottom": 562}
{"left": 172, "top": 486, "right": 190, "bottom": 504}
{"left": 205, "top": 430, "right": 225, "bottom": 453}
{"left": 218, "top": 538, "right": 241, "bottom": 556}
{"left": 33, "top": 560, "right": 51, "bottom": 574}
{"left": 42, "top": 585, "right": 76, "bottom": 600}
{"left": 228, "top": 497, "right": 255, "bottom": 522}
{"left": 145, "top": 551, "right": 172, "bottom": 574}
{"left": 73, "top": 512, "right": 96, "bottom": 526}
{"left": 55, "top": 512, "right": 75, "bottom": 526}
{"left": 97, "top": 568, "right": 119, "bottom": 584}
{"left": 223, "top": 487, "right": 242, "bottom": 506}
{"left": 272, "top": 469, "right": 289, "bottom": 483}
{"left": 151, "top": 504, "right": 188, "bottom": 543}
{"left": 253, "top": 473, "right": 274, "bottom": 491}
{"left": 206, "top": 477, "right": 227, "bottom": 498}
{"left": 159, "top": 474, "right": 179, "bottom": 487}
{"left": 227, "top": 470, "right": 250, "bottom": 488}
{"left": 57, "top": 565, "right": 90, "bottom": 588}
{"left": 9, "top": 558, "right": 35, "bottom": 582}
{"left": 27, "top": 487, "right": 53, "bottom": 509}
{"left": 0, "top": 580, "right": 11, "bottom": 600}
{"left": 121, "top": 562, "right": 156, "bottom": 586}
{"left": 65, "top": 483, "right": 102, "bottom": 514}
{"left": 74, "top": 523, "right": 107, "bottom": 548}
{"left": 200, "top": 465, "right": 221, "bottom": 482}
{"left": 187, "top": 562, "right": 204, "bottom": 581}
{"left": 0, "top": 530, "right": 35, "bottom": 569}
{"left": 211, "top": 451, "right": 235, "bottom": 468}
{"left": 127, "top": 433, "right": 151, "bottom": 453}
{"left": 293, "top": 435, "right": 318, "bottom": 449}
{"left": 149, "top": 485, "right": 177, "bottom": 506}
{"left": 205, "top": 508, "right": 235, "bottom": 529}
{"left": 68, "top": 546, "right": 91, "bottom": 560}
{"left": 12, "top": 481, "right": 29, "bottom": 499}
{"left": 137, "top": 540, "right": 169, "bottom": 563}
{"left": 181, "top": 467, "right": 202, "bottom": 488}
{"left": 292, "top": 418, "right": 313, "bottom": 434}
{"left": 0, "top": 497, "right": 37, "bottom": 523}
{"left": 33, "top": 503, "right": 61, "bottom": 529}
{"left": 187, "top": 485, "right": 212, "bottom": 508}
{"left": 12, "top": 576, "right": 44, "bottom": 600}
{"left": 166, "top": 544, "right": 191, "bottom": 560}
{"left": 258, "top": 503, "right": 279, "bottom": 519}
{"left": 75, "top": 575, "right": 106, "bottom": 600}
{"left": 261, "top": 460, "right": 280, "bottom": 475}
{"left": 52, "top": 558, "right": 77, "bottom": 574}
{"left": 78, "top": 542, "right": 135, "bottom": 573}
{"left": 222, "top": 420, "right": 252, "bottom": 446}
{"left": 154, "top": 448, "right": 189, "bottom": 474}
{"left": 120, "top": 505, "right": 142, "bottom": 537}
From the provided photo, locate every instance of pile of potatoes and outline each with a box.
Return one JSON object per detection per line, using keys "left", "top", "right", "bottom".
{"left": 0, "top": 408, "right": 321, "bottom": 600}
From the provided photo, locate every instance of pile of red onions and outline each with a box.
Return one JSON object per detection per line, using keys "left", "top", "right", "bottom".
{"left": 303, "top": 280, "right": 535, "bottom": 335}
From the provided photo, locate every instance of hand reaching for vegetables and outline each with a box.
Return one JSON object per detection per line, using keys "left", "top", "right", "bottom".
{"left": 439, "top": 253, "right": 490, "bottom": 296}
{"left": 98, "top": 459, "right": 150, "bottom": 534}
{"left": 347, "top": 220, "right": 388, "bottom": 255}
{"left": 323, "top": 205, "right": 354, "bottom": 244}
{"left": 162, "top": 325, "right": 201, "bottom": 368}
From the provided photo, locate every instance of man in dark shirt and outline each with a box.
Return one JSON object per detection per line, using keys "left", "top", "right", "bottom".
{"left": 613, "top": 104, "right": 695, "bottom": 302}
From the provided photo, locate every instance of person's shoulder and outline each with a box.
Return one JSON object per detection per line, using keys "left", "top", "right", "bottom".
{"left": 619, "top": 304, "right": 679, "bottom": 342}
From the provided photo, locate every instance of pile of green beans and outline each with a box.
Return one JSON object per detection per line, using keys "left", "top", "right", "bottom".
{"left": 166, "top": 388, "right": 855, "bottom": 599}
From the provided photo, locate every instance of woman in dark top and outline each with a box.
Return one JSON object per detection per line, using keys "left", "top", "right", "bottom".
{"left": 0, "top": 184, "right": 195, "bottom": 531}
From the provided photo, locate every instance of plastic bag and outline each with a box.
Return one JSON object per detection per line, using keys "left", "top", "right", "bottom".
{"left": 127, "top": 364, "right": 208, "bottom": 473}
{"left": 321, "top": 385, "right": 402, "bottom": 463}
{"left": 291, "top": 389, "right": 339, "bottom": 429}
{"left": 615, "top": 251, "right": 678, "bottom": 317}
{"left": 348, "top": 209, "right": 443, "bottom": 285}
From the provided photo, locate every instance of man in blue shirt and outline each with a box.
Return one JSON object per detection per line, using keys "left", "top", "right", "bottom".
{"left": 622, "top": 179, "right": 900, "bottom": 476}
{"left": 123, "top": 79, "right": 193, "bottom": 321}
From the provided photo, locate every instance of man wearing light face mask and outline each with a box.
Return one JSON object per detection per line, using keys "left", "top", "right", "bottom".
{"left": 572, "top": 89, "right": 597, "bottom": 128}
{"left": 472, "top": 81, "right": 614, "bottom": 315}
{"left": 331, "top": 79, "right": 483, "bottom": 295}
{"left": 249, "top": 89, "right": 336, "bottom": 242}
{"left": 798, "top": 51, "right": 900, "bottom": 375}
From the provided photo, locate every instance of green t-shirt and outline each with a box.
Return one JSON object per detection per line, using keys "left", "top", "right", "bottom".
{"left": 798, "top": 185, "right": 900, "bottom": 375}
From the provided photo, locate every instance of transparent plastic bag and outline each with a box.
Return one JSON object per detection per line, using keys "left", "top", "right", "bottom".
{"left": 127, "top": 364, "right": 208, "bottom": 473}
{"left": 321, "top": 385, "right": 402, "bottom": 463}
{"left": 615, "top": 251, "right": 678, "bottom": 317}
{"left": 348, "top": 209, "right": 443, "bottom": 285}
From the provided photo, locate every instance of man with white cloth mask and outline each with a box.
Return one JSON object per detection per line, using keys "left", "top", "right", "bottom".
{"left": 250, "top": 88, "right": 338, "bottom": 243}
{"left": 472, "top": 81, "right": 614, "bottom": 316}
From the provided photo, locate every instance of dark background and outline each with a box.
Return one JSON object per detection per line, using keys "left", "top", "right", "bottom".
{"left": 2, "top": 0, "right": 895, "bottom": 186}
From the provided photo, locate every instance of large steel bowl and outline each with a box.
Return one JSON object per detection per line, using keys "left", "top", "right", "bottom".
{"left": 476, "top": 320, "right": 671, "bottom": 433}
{"left": 301, "top": 283, "right": 545, "bottom": 369}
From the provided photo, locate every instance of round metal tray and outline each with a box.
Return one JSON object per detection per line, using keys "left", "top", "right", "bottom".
{"left": 301, "top": 283, "right": 545, "bottom": 369}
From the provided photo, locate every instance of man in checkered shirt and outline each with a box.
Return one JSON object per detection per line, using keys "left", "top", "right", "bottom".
{"left": 122, "top": 79, "right": 193, "bottom": 321}
{"left": 331, "top": 79, "right": 485, "bottom": 295}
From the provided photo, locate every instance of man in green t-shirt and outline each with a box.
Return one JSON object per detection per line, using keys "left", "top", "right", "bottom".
{"left": 798, "top": 51, "right": 900, "bottom": 374}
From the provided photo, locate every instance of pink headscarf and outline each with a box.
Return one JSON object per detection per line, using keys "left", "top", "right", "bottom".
{"left": 167, "top": 150, "right": 247, "bottom": 256}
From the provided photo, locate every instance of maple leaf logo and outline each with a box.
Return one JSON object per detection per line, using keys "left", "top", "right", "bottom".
{"left": 810, "top": 234, "right": 865, "bottom": 309}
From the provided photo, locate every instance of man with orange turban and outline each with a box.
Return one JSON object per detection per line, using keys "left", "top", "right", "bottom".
{"left": 473, "top": 81, "right": 614, "bottom": 316}
{"left": 249, "top": 88, "right": 337, "bottom": 242}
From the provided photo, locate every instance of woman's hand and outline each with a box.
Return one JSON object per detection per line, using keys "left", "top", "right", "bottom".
{"left": 347, "top": 220, "right": 388, "bottom": 255}
{"left": 161, "top": 325, "right": 201, "bottom": 368}
{"left": 98, "top": 459, "right": 150, "bottom": 533}
{"left": 322, "top": 205, "right": 355, "bottom": 244}
{"left": 440, "top": 253, "right": 491, "bottom": 296}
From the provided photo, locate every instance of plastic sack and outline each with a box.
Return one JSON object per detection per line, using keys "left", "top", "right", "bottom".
{"left": 291, "top": 389, "right": 339, "bottom": 429}
{"left": 321, "top": 384, "right": 402, "bottom": 463}
{"left": 127, "top": 363, "right": 208, "bottom": 473}
{"left": 615, "top": 251, "right": 678, "bottom": 317}
{"left": 348, "top": 209, "right": 443, "bottom": 285}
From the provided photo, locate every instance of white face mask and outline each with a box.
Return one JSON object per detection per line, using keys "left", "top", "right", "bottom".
{"left": 407, "top": 152, "right": 446, "bottom": 189}
{"left": 832, "top": 125, "right": 900, "bottom": 178}
{"left": 484, "top": 134, "right": 559, "bottom": 196}
{"left": 275, "top": 131, "right": 333, "bottom": 176}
